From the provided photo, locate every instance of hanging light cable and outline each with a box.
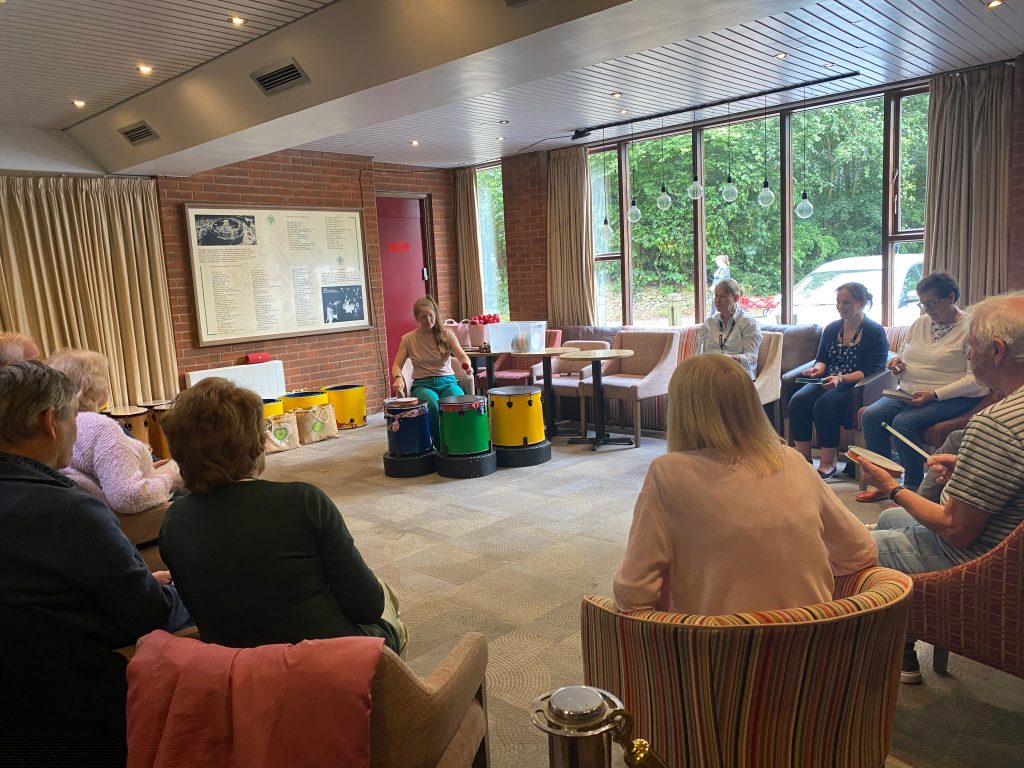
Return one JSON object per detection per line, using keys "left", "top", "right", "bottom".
{"left": 758, "top": 93, "right": 775, "bottom": 207}
{"left": 721, "top": 101, "right": 738, "bottom": 202}
{"left": 627, "top": 122, "right": 642, "bottom": 223}
{"left": 656, "top": 116, "right": 672, "bottom": 211}
{"left": 687, "top": 108, "right": 704, "bottom": 200}
{"left": 795, "top": 85, "right": 814, "bottom": 219}
{"left": 599, "top": 128, "right": 615, "bottom": 243}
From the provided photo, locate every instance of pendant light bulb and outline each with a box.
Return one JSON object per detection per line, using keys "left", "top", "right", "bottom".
{"left": 721, "top": 174, "right": 738, "bottom": 203}
{"left": 687, "top": 175, "right": 704, "bottom": 201}
{"left": 758, "top": 178, "right": 775, "bottom": 207}
{"left": 599, "top": 216, "right": 614, "bottom": 244}
{"left": 656, "top": 185, "right": 672, "bottom": 211}
{"left": 795, "top": 190, "right": 814, "bottom": 219}
{"left": 627, "top": 198, "right": 642, "bottom": 223}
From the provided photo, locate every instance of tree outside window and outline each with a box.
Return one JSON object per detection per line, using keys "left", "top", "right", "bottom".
{"left": 475, "top": 166, "right": 509, "bottom": 317}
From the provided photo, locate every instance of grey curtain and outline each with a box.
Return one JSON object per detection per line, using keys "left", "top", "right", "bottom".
{"left": 454, "top": 167, "right": 485, "bottom": 319}
{"left": 924, "top": 63, "right": 1011, "bottom": 303}
{"left": 0, "top": 176, "right": 179, "bottom": 406}
{"left": 547, "top": 146, "right": 596, "bottom": 326}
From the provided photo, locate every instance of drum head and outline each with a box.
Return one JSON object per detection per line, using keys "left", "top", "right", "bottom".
{"left": 488, "top": 386, "right": 541, "bottom": 397}
{"left": 106, "top": 406, "right": 147, "bottom": 417}
{"left": 385, "top": 397, "right": 420, "bottom": 408}
{"left": 439, "top": 395, "right": 485, "bottom": 406}
{"left": 847, "top": 446, "right": 904, "bottom": 475}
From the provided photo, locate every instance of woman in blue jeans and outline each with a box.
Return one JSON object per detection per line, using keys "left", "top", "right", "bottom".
{"left": 789, "top": 283, "right": 888, "bottom": 479}
{"left": 390, "top": 296, "right": 473, "bottom": 446}
{"left": 856, "top": 272, "right": 987, "bottom": 501}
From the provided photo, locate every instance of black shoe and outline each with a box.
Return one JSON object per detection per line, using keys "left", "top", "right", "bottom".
{"left": 901, "top": 645, "right": 922, "bottom": 684}
{"left": 817, "top": 466, "right": 837, "bottom": 480}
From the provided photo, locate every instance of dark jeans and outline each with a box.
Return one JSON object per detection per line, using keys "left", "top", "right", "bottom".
{"left": 789, "top": 382, "right": 854, "bottom": 448}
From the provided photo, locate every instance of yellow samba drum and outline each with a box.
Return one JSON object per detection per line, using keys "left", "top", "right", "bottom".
{"left": 488, "top": 386, "right": 545, "bottom": 447}
{"left": 106, "top": 406, "right": 151, "bottom": 448}
{"left": 282, "top": 390, "right": 328, "bottom": 412}
{"left": 322, "top": 384, "right": 367, "bottom": 429}
{"left": 262, "top": 398, "right": 284, "bottom": 418}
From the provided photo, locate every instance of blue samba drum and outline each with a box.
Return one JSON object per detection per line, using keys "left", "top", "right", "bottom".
{"left": 384, "top": 397, "right": 431, "bottom": 456}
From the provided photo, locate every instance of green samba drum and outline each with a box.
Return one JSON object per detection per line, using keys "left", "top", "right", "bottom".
{"left": 438, "top": 395, "right": 490, "bottom": 456}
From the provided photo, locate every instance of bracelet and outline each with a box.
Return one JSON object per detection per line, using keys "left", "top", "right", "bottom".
{"left": 888, "top": 484, "right": 907, "bottom": 502}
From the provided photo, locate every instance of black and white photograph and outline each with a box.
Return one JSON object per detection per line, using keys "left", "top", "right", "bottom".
{"left": 194, "top": 214, "right": 257, "bottom": 246}
{"left": 321, "top": 285, "right": 364, "bottom": 323}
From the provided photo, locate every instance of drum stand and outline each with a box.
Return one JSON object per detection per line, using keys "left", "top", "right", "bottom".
{"left": 495, "top": 439, "right": 551, "bottom": 468}
{"left": 383, "top": 449, "right": 437, "bottom": 478}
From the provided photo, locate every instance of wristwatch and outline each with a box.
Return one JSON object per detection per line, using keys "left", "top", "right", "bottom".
{"left": 888, "top": 484, "right": 907, "bottom": 502}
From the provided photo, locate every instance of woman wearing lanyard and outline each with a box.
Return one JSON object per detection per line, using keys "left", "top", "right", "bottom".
{"left": 696, "top": 278, "right": 762, "bottom": 379}
{"left": 788, "top": 282, "right": 888, "bottom": 479}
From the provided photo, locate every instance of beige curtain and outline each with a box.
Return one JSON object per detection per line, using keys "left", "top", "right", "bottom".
{"left": 924, "top": 63, "right": 1011, "bottom": 303}
{"left": 0, "top": 176, "right": 178, "bottom": 406}
{"left": 547, "top": 146, "right": 596, "bottom": 326}
{"left": 454, "top": 167, "right": 485, "bottom": 319}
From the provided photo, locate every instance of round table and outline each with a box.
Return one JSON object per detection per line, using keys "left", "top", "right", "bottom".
{"left": 510, "top": 347, "right": 579, "bottom": 437}
{"left": 559, "top": 348, "right": 635, "bottom": 450}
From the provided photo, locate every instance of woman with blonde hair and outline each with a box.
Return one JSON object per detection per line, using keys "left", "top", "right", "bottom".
{"left": 47, "top": 348, "right": 181, "bottom": 514}
{"left": 391, "top": 295, "right": 473, "bottom": 445}
{"left": 613, "top": 354, "right": 876, "bottom": 616}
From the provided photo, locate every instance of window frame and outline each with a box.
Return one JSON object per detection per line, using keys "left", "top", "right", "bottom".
{"left": 473, "top": 162, "right": 509, "bottom": 317}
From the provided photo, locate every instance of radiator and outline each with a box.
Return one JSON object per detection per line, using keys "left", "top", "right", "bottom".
{"left": 185, "top": 360, "right": 286, "bottom": 400}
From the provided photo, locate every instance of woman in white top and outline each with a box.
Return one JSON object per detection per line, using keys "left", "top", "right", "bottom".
{"left": 857, "top": 271, "right": 987, "bottom": 501}
{"left": 390, "top": 296, "right": 473, "bottom": 446}
{"left": 696, "top": 278, "right": 762, "bottom": 379}
{"left": 613, "top": 354, "right": 875, "bottom": 616}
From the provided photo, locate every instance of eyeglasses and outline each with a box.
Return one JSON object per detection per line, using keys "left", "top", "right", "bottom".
{"left": 918, "top": 296, "right": 948, "bottom": 311}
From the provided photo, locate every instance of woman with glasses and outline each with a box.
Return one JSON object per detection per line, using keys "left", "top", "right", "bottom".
{"left": 856, "top": 271, "right": 987, "bottom": 502}
{"left": 789, "top": 282, "right": 888, "bottom": 479}
{"left": 696, "top": 278, "right": 762, "bottom": 379}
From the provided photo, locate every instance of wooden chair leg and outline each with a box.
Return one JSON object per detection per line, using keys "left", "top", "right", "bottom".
{"left": 632, "top": 400, "right": 641, "bottom": 447}
{"left": 932, "top": 647, "right": 949, "bottom": 674}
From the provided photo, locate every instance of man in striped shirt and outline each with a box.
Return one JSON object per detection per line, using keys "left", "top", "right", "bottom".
{"left": 854, "top": 291, "right": 1024, "bottom": 683}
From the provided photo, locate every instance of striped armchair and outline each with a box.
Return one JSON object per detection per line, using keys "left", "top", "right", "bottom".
{"left": 909, "top": 518, "right": 1024, "bottom": 680}
{"left": 582, "top": 568, "right": 913, "bottom": 768}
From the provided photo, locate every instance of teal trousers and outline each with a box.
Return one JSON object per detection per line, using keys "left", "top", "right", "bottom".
{"left": 411, "top": 375, "right": 464, "bottom": 446}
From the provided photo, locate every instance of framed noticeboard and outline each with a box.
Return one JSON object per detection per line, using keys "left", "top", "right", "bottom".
{"left": 184, "top": 205, "right": 372, "bottom": 347}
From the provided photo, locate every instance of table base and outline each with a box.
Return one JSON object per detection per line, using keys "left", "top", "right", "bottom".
{"left": 568, "top": 433, "right": 635, "bottom": 451}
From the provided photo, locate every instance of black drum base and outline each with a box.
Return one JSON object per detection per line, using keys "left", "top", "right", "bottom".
{"left": 436, "top": 449, "right": 498, "bottom": 479}
{"left": 495, "top": 440, "right": 552, "bottom": 468}
{"left": 383, "top": 449, "right": 437, "bottom": 478}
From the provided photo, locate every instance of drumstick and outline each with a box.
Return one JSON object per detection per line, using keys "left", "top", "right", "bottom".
{"left": 882, "top": 422, "right": 932, "bottom": 460}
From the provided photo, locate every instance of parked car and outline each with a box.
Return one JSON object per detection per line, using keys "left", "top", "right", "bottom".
{"left": 738, "top": 294, "right": 779, "bottom": 317}
{"left": 771, "top": 254, "right": 924, "bottom": 328}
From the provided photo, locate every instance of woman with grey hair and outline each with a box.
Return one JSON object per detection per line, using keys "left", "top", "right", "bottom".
{"left": 47, "top": 349, "right": 181, "bottom": 514}
{"left": 696, "top": 278, "right": 762, "bottom": 378}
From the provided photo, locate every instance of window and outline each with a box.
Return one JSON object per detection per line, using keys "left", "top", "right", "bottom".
{"left": 628, "top": 134, "right": 696, "bottom": 326}
{"left": 705, "top": 116, "right": 781, "bottom": 325}
{"left": 898, "top": 93, "right": 929, "bottom": 232}
{"left": 790, "top": 97, "right": 883, "bottom": 326}
{"left": 589, "top": 149, "right": 623, "bottom": 324}
{"left": 891, "top": 240, "right": 925, "bottom": 327}
{"left": 475, "top": 166, "right": 509, "bottom": 317}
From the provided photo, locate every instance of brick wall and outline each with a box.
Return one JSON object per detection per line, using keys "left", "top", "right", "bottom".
{"left": 1009, "top": 55, "right": 1024, "bottom": 290}
{"left": 501, "top": 151, "right": 549, "bottom": 320}
{"left": 157, "top": 151, "right": 456, "bottom": 409}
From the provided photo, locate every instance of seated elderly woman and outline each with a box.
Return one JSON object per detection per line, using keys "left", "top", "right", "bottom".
{"left": 47, "top": 349, "right": 181, "bottom": 514}
{"left": 856, "top": 271, "right": 987, "bottom": 502}
{"left": 158, "top": 377, "right": 407, "bottom": 654}
{"left": 696, "top": 278, "right": 762, "bottom": 378}
{"left": 613, "top": 354, "right": 876, "bottom": 616}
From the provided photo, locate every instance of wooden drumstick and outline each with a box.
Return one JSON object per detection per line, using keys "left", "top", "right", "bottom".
{"left": 882, "top": 422, "right": 932, "bottom": 460}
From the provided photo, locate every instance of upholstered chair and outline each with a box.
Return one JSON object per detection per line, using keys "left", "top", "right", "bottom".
{"left": 581, "top": 567, "right": 912, "bottom": 768}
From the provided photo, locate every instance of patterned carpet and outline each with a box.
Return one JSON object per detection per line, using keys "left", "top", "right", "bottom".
{"left": 262, "top": 415, "right": 1024, "bottom": 768}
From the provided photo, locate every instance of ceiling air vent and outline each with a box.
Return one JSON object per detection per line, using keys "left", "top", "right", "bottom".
{"left": 119, "top": 121, "right": 158, "bottom": 146}
{"left": 251, "top": 59, "right": 310, "bottom": 96}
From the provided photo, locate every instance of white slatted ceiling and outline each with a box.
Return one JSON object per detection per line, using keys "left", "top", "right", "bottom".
{"left": 301, "top": 0, "right": 1024, "bottom": 167}
{"left": 0, "top": 0, "right": 332, "bottom": 129}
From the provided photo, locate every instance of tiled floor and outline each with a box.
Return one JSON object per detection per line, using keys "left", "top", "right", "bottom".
{"left": 262, "top": 416, "right": 1024, "bottom": 768}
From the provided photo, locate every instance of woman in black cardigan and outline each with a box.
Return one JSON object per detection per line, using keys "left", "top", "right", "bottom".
{"left": 789, "top": 283, "right": 888, "bottom": 479}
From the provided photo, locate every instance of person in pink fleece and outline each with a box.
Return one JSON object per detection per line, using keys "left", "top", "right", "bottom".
{"left": 613, "top": 354, "right": 877, "bottom": 616}
{"left": 47, "top": 349, "right": 181, "bottom": 514}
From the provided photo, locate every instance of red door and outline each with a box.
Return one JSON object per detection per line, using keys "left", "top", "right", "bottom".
{"left": 376, "top": 196, "right": 430, "bottom": 370}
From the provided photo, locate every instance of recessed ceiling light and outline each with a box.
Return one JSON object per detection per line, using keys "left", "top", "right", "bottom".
{"left": 619, "top": 109, "right": 629, "bottom": 115}
{"left": 137, "top": 64, "right": 153, "bottom": 75}
{"left": 985, "top": 0, "right": 1003, "bottom": 7}
{"left": 611, "top": 92, "right": 622, "bottom": 99}
{"left": 498, "top": 119, "right": 510, "bottom": 125}
{"left": 410, "top": 140, "right": 419, "bottom": 146}
{"left": 72, "top": 99, "right": 86, "bottom": 108}
{"left": 229, "top": 15, "right": 247, "bottom": 25}
{"left": 774, "top": 52, "right": 788, "bottom": 60}
{"left": 823, "top": 61, "right": 835, "bottom": 68}
{"left": 496, "top": 136, "right": 505, "bottom": 141}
